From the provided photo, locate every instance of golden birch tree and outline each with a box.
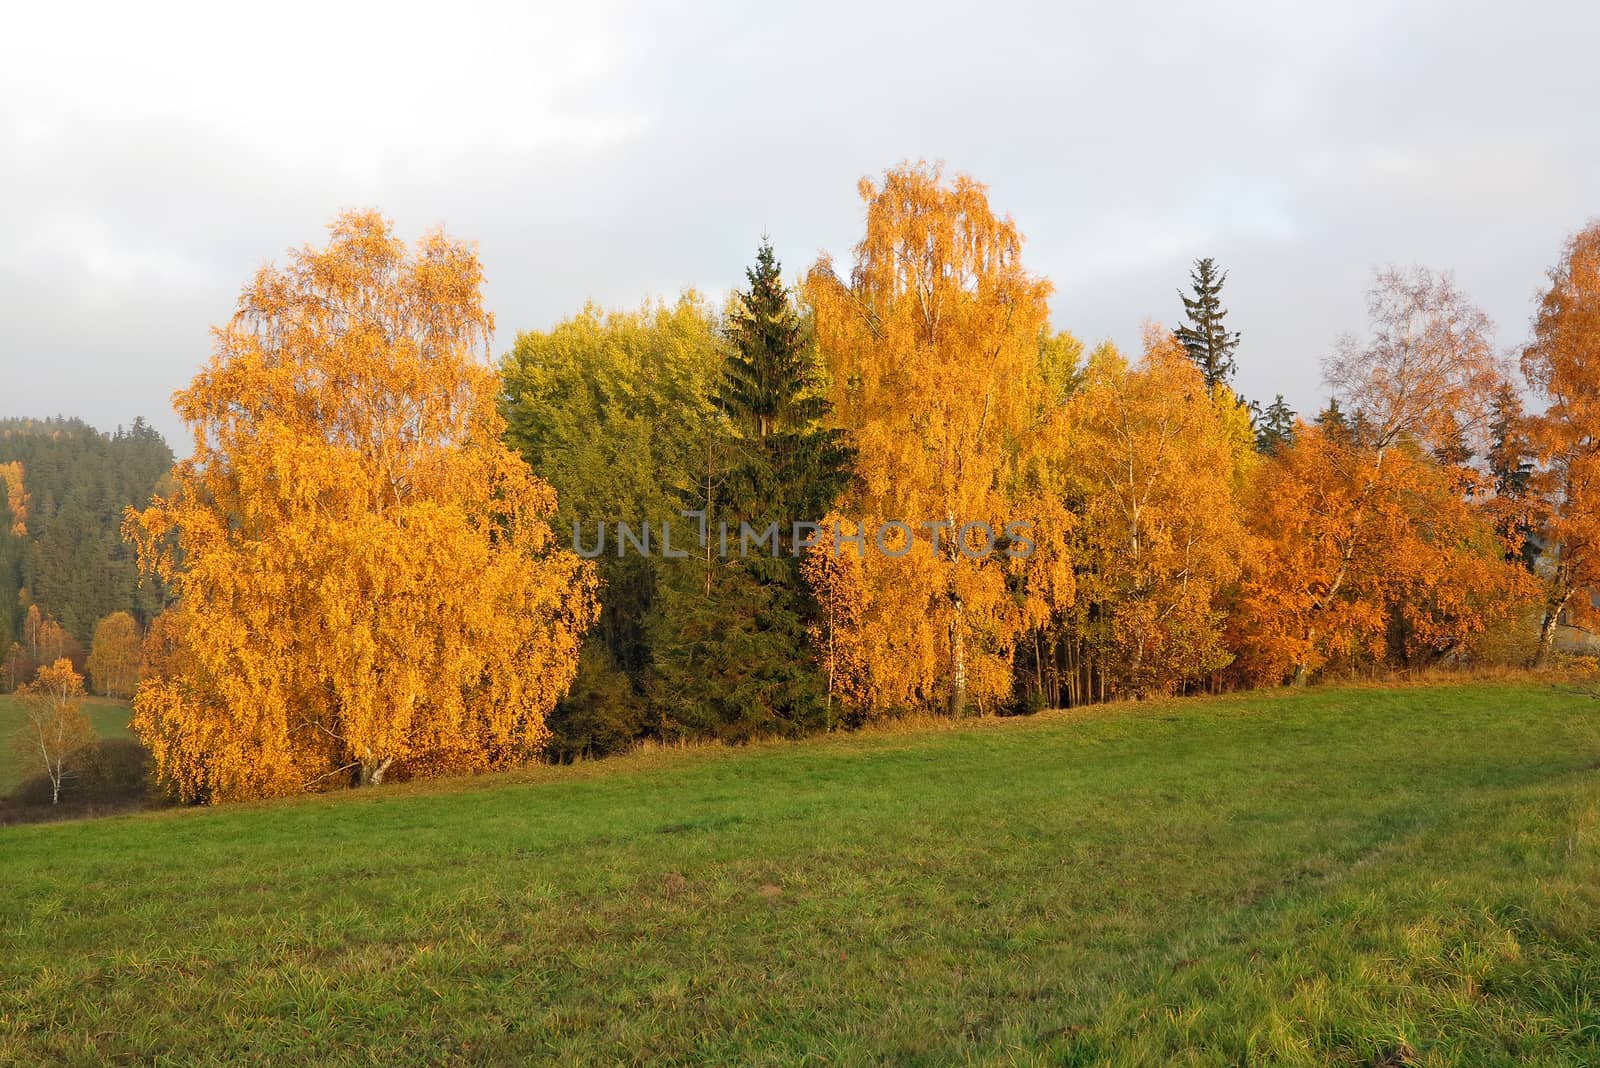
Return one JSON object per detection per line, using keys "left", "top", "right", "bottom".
{"left": 11, "top": 658, "right": 94, "bottom": 804}
{"left": 86, "top": 611, "right": 142, "bottom": 698}
{"left": 1060, "top": 328, "right": 1250, "bottom": 697}
{"left": 802, "top": 163, "right": 1069, "bottom": 716}
{"left": 1522, "top": 221, "right": 1600, "bottom": 665}
{"left": 125, "top": 211, "right": 597, "bottom": 802}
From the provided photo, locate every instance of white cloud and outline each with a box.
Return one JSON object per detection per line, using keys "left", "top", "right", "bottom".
{"left": 1, "top": 0, "right": 1597, "bottom": 444}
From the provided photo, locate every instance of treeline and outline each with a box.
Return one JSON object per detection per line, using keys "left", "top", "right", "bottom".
{"left": 510, "top": 167, "right": 1573, "bottom": 759}
{"left": 0, "top": 417, "right": 171, "bottom": 691}
{"left": 19, "top": 163, "right": 1600, "bottom": 805}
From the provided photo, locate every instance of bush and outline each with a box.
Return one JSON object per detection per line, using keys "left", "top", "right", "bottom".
{"left": 3, "top": 736, "right": 155, "bottom": 822}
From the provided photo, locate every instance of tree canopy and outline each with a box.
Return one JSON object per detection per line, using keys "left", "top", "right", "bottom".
{"left": 126, "top": 210, "right": 597, "bottom": 801}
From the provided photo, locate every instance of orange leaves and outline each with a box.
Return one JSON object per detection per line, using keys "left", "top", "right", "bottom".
{"left": 1235, "top": 426, "right": 1532, "bottom": 684}
{"left": 1060, "top": 331, "right": 1249, "bottom": 696}
{"left": 1521, "top": 221, "right": 1600, "bottom": 661}
{"left": 125, "top": 210, "right": 596, "bottom": 802}
{"left": 1229, "top": 266, "right": 1534, "bottom": 685}
{"left": 801, "top": 163, "right": 1063, "bottom": 716}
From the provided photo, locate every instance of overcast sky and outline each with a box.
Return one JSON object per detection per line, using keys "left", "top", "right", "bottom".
{"left": 2, "top": 0, "right": 1597, "bottom": 449}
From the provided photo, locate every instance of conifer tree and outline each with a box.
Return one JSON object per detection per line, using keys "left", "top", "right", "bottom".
{"left": 1255, "top": 394, "right": 1296, "bottom": 454}
{"left": 648, "top": 240, "right": 852, "bottom": 739}
{"left": 1485, "top": 383, "right": 1539, "bottom": 571}
{"left": 717, "top": 240, "right": 852, "bottom": 539}
{"left": 1315, "top": 398, "right": 1349, "bottom": 437}
{"left": 1176, "top": 257, "right": 1242, "bottom": 390}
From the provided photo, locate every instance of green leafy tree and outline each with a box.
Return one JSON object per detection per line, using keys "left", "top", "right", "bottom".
{"left": 1176, "top": 257, "right": 1242, "bottom": 390}
{"left": 501, "top": 295, "right": 724, "bottom": 675}
{"left": 500, "top": 295, "right": 725, "bottom": 751}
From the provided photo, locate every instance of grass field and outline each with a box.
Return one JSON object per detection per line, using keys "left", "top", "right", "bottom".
{"left": 0, "top": 694, "right": 131, "bottom": 796}
{"left": 2, "top": 682, "right": 1598, "bottom": 1065}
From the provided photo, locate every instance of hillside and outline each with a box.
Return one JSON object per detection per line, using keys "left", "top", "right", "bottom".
{"left": 1, "top": 682, "right": 1597, "bottom": 1065}
{"left": 0, "top": 416, "right": 173, "bottom": 658}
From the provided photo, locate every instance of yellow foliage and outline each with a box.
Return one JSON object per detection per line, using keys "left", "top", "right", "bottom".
{"left": 1059, "top": 327, "right": 1249, "bottom": 696}
{"left": 125, "top": 211, "right": 598, "bottom": 802}
{"left": 802, "top": 163, "right": 1071, "bottom": 716}
{"left": 86, "top": 611, "right": 142, "bottom": 699}
{"left": 12, "top": 658, "right": 94, "bottom": 804}
{"left": 0, "top": 461, "right": 25, "bottom": 536}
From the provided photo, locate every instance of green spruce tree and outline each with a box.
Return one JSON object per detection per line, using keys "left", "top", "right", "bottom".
{"left": 1315, "top": 398, "right": 1350, "bottom": 439}
{"left": 1486, "top": 383, "right": 1540, "bottom": 571}
{"left": 1255, "top": 394, "right": 1297, "bottom": 454}
{"left": 647, "top": 240, "right": 853, "bottom": 741}
{"left": 1176, "top": 257, "right": 1242, "bottom": 390}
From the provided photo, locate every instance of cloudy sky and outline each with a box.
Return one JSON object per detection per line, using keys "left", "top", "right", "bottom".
{"left": 2, "top": 0, "right": 1596, "bottom": 448}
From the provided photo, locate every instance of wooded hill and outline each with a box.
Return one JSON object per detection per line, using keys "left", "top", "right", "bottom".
{"left": 0, "top": 417, "right": 172, "bottom": 676}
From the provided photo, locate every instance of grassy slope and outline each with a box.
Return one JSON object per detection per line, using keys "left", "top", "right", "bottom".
{"left": 1, "top": 682, "right": 1598, "bottom": 1066}
{"left": 0, "top": 695, "right": 130, "bottom": 795}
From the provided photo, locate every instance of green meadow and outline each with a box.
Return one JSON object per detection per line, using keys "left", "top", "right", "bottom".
{"left": 2, "top": 682, "right": 1597, "bottom": 1065}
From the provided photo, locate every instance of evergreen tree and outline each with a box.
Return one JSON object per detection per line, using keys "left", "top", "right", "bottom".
{"left": 647, "top": 240, "right": 853, "bottom": 740}
{"left": 1431, "top": 413, "right": 1473, "bottom": 468}
{"left": 1175, "top": 257, "right": 1242, "bottom": 390}
{"left": 1255, "top": 394, "right": 1296, "bottom": 454}
{"left": 0, "top": 416, "right": 172, "bottom": 678}
{"left": 1315, "top": 398, "right": 1350, "bottom": 438}
{"left": 1486, "top": 383, "right": 1539, "bottom": 571}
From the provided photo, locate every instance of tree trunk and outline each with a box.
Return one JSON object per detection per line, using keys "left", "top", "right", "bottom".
{"left": 947, "top": 598, "right": 966, "bottom": 718}
{"left": 359, "top": 756, "right": 394, "bottom": 787}
{"left": 1531, "top": 589, "right": 1573, "bottom": 668}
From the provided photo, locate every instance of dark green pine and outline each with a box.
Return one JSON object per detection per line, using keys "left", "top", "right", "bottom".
{"left": 1175, "top": 257, "right": 1242, "bottom": 391}
{"left": 1255, "top": 394, "right": 1297, "bottom": 455}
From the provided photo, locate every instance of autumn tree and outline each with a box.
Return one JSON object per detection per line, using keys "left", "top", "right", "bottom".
{"left": 1176, "top": 257, "right": 1241, "bottom": 390}
{"left": 86, "top": 610, "right": 142, "bottom": 698}
{"left": 4, "top": 604, "right": 79, "bottom": 688}
{"left": 0, "top": 461, "right": 26, "bottom": 665}
{"left": 11, "top": 658, "right": 94, "bottom": 804}
{"left": 803, "top": 163, "right": 1070, "bottom": 717}
{"left": 1324, "top": 267, "right": 1502, "bottom": 453}
{"left": 1057, "top": 329, "right": 1251, "bottom": 698}
{"left": 1522, "top": 221, "right": 1600, "bottom": 664}
{"left": 1235, "top": 426, "right": 1529, "bottom": 683}
{"left": 0, "top": 460, "right": 26, "bottom": 537}
{"left": 1237, "top": 266, "right": 1521, "bottom": 683}
{"left": 126, "top": 210, "right": 597, "bottom": 802}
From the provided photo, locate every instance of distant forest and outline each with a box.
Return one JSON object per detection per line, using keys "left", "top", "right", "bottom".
{"left": 0, "top": 417, "right": 172, "bottom": 672}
